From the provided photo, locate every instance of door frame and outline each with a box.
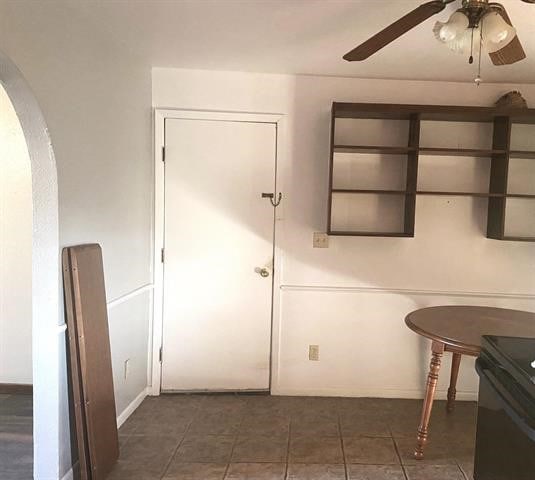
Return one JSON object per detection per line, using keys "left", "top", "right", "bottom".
{"left": 150, "top": 109, "right": 286, "bottom": 396}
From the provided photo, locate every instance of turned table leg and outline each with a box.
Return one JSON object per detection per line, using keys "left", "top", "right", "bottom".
{"left": 447, "top": 353, "right": 462, "bottom": 413}
{"left": 414, "top": 340, "right": 444, "bottom": 460}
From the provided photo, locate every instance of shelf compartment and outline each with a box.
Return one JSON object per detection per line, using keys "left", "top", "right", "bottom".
{"left": 510, "top": 124, "right": 535, "bottom": 150}
{"left": 507, "top": 154, "right": 535, "bottom": 197}
{"left": 503, "top": 197, "right": 535, "bottom": 240}
{"left": 418, "top": 155, "right": 491, "bottom": 195}
{"left": 332, "top": 151, "right": 407, "bottom": 191}
{"left": 420, "top": 120, "right": 494, "bottom": 151}
{"left": 419, "top": 147, "right": 505, "bottom": 157}
{"left": 333, "top": 145, "right": 415, "bottom": 154}
{"left": 334, "top": 117, "right": 409, "bottom": 147}
{"left": 329, "top": 192, "right": 408, "bottom": 235}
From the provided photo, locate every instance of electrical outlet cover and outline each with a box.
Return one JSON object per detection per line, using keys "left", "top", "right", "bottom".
{"left": 313, "top": 232, "right": 329, "bottom": 248}
{"left": 309, "top": 345, "right": 320, "bottom": 361}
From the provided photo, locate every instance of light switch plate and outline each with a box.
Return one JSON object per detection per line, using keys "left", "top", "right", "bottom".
{"left": 313, "top": 232, "right": 329, "bottom": 248}
{"left": 309, "top": 345, "right": 319, "bottom": 361}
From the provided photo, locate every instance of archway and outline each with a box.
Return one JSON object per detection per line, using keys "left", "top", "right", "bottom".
{"left": 0, "top": 51, "right": 60, "bottom": 479}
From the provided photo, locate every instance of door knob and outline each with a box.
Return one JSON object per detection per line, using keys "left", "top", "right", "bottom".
{"left": 255, "top": 267, "right": 270, "bottom": 278}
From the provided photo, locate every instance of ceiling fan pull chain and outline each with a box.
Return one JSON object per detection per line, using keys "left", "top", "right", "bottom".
{"left": 469, "top": 27, "right": 474, "bottom": 64}
{"left": 475, "top": 20, "right": 483, "bottom": 86}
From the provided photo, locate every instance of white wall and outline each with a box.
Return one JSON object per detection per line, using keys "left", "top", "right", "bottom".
{"left": 0, "top": 3, "right": 153, "bottom": 478}
{"left": 0, "top": 84, "right": 32, "bottom": 385}
{"left": 154, "top": 68, "right": 535, "bottom": 401}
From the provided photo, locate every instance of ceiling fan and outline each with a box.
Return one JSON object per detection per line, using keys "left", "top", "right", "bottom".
{"left": 344, "top": 0, "right": 533, "bottom": 69}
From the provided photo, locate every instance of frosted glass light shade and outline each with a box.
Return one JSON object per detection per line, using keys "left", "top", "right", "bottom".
{"left": 449, "top": 27, "right": 481, "bottom": 54}
{"left": 433, "top": 22, "right": 481, "bottom": 55}
{"left": 436, "top": 11, "right": 470, "bottom": 42}
{"left": 483, "top": 11, "right": 516, "bottom": 53}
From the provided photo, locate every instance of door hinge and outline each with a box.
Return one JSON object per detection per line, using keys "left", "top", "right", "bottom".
{"left": 159, "top": 347, "right": 163, "bottom": 363}
{"left": 161, "top": 248, "right": 165, "bottom": 263}
{"left": 162, "top": 146, "right": 166, "bottom": 162}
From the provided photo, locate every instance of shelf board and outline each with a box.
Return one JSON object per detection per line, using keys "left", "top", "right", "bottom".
{"left": 333, "top": 145, "right": 507, "bottom": 157}
{"left": 506, "top": 193, "right": 535, "bottom": 199}
{"left": 332, "top": 102, "right": 535, "bottom": 124}
{"left": 333, "top": 145, "right": 416, "bottom": 155}
{"left": 416, "top": 191, "right": 503, "bottom": 198}
{"left": 329, "top": 231, "right": 413, "bottom": 237}
{"left": 509, "top": 150, "right": 535, "bottom": 159}
{"left": 501, "top": 236, "right": 535, "bottom": 242}
{"left": 332, "top": 189, "right": 408, "bottom": 195}
{"left": 332, "top": 189, "right": 530, "bottom": 198}
{"left": 419, "top": 147, "right": 505, "bottom": 157}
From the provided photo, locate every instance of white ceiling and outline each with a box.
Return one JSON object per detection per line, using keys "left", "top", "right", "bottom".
{"left": 68, "top": 0, "right": 535, "bottom": 84}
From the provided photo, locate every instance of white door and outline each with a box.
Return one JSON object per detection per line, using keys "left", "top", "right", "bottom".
{"left": 161, "top": 117, "right": 278, "bottom": 392}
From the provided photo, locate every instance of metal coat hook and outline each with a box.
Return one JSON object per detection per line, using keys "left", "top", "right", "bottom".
{"left": 261, "top": 192, "right": 283, "bottom": 207}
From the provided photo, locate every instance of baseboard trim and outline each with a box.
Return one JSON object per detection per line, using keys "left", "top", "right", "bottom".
{"left": 270, "top": 386, "right": 478, "bottom": 402}
{"left": 0, "top": 383, "right": 33, "bottom": 395}
{"left": 116, "top": 387, "right": 148, "bottom": 428}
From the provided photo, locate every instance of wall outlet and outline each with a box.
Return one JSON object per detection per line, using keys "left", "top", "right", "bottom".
{"left": 309, "top": 345, "right": 319, "bottom": 361}
{"left": 124, "top": 359, "right": 130, "bottom": 380}
{"left": 313, "top": 232, "right": 329, "bottom": 248}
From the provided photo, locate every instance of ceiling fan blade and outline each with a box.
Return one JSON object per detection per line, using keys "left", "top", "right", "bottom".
{"left": 343, "top": 0, "right": 447, "bottom": 61}
{"left": 488, "top": 8, "right": 526, "bottom": 65}
{"left": 489, "top": 35, "right": 526, "bottom": 65}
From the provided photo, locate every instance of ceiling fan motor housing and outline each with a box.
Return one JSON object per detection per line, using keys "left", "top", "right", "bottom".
{"left": 461, "top": 0, "right": 493, "bottom": 28}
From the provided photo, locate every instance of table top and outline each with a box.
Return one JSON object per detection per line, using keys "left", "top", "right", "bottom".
{"left": 405, "top": 306, "right": 535, "bottom": 355}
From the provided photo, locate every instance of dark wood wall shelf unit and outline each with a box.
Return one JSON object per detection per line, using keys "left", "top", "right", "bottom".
{"left": 327, "top": 102, "right": 535, "bottom": 241}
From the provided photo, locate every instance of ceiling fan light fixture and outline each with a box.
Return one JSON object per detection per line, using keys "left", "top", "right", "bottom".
{"left": 482, "top": 11, "right": 517, "bottom": 52}
{"left": 447, "top": 26, "right": 481, "bottom": 54}
{"left": 434, "top": 11, "right": 469, "bottom": 42}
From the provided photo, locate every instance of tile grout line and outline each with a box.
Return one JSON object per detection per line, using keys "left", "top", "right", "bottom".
{"left": 456, "top": 460, "right": 470, "bottom": 480}
{"left": 390, "top": 428, "right": 409, "bottom": 480}
{"left": 222, "top": 399, "right": 248, "bottom": 479}
{"left": 284, "top": 410, "right": 292, "bottom": 480}
{"left": 336, "top": 410, "right": 349, "bottom": 480}
{"left": 159, "top": 397, "right": 206, "bottom": 479}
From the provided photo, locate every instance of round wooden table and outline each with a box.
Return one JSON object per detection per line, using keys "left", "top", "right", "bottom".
{"left": 405, "top": 305, "right": 535, "bottom": 460}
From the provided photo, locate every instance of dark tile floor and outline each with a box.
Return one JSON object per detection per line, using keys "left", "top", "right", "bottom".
{"left": 0, "top": 393, "right": 33, "bottom": 480}
{"left": 115, "top": 395, "right": 477, "bottom": 480}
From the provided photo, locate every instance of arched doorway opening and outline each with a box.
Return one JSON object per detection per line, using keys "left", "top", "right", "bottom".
{"left": 0, "top": 50, "right": 60, "bottom": 479}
